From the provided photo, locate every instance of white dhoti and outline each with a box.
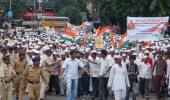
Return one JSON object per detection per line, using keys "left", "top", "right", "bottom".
{"left": 40, "top": 71, "right": 50, "bottom": 99}
{"left": 114, "top": 89, "right": 126, "bottom": 100}
{"left": 59, "top": 78, "right": 66, "bottom": 94}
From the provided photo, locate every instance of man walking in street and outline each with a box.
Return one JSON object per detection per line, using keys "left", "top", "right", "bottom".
{"left": 20, "top": 56, "right": 48, "bottom": 100}
{"left": 89, "top": 50, "right": 101, "bottom": 99}
{"left": 153, "top": 52, "right": 167, "bottom": 100}
{"left": 60, "top": 50, "right": 90, "bottom": 100}
{"left": 99, "top": 49, "right": 112, "bottom": 100}
{"left": 0, "top": 55, "right": 16, "bottom": 100}
{"left": 13, "top": 52, "right": 28, "bottom": 100}
{"left": 126, "top": 56, "right": 139, "bottom": 100}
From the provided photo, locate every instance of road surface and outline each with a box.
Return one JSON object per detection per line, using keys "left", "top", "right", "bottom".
{"left": 13, "top": 93, "right": 169, "bottom": 100}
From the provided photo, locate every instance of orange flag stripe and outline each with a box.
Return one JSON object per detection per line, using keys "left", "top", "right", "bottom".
{"left": 96, "top": 26, "right": 111, "bottom": 36}
{"left": 64, "top": 27, "right": 78, "bottom": 37}
{"left": 111, "top": 35, "right": 115, "bottom": 47}
{"left": 118, "top": 32, "right": 127, "bottom": 48}
{"left": 82, "top": 32, "right": 92, "bottom": 43}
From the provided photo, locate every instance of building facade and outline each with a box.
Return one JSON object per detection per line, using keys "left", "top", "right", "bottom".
{"left": 21, "top": 0, "right": 56, "bottom": 20}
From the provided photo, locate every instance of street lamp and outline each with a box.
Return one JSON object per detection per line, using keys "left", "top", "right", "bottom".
{"left": 34, "top": 0, "right": 36, "bottom": 29}
{"left": 0, "top": 0, "right": 3, "bottom": 19}
{"left": 9, "top": 0, "right": 11, "bottom": 11}
{"left": 33, "top": 0, "right": 43, "bottom": 29}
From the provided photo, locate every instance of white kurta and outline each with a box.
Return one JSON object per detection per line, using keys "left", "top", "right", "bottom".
{"left": 99, "top": 56, "right": 112, "bottom": 77}
{"left": 166, "top": 59, "right": 170, "bottom": 89}
{"left": 108, "top": 63, "right": 130, "bottom": 92}
{"left": 138, "top": 62, "right": 151, "bottom": 79}
{"left": 88, "top": 56, "right": 101, "bottom": 77}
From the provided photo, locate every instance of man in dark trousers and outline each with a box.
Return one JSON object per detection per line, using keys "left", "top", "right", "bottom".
{"left": 154, "top": 52, "right": 167, "bottom": 100}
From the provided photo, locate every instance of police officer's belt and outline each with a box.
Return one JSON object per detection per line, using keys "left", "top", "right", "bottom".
{"left": 16, "top": 72, "right": 23, "bottom": 75}
{"left": 28, "top": 80, "right": 40, "bottom": 84}
{"left": 5, "top": 79, "right": 12, "bottom": 83}
{"left": 44, "top": 70, "right": 51, "bottom": 73}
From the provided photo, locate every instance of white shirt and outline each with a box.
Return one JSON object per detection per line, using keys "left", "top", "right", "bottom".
{"left": 0, "top": 53, "right": 3, "bottom": 65}
{"left": 108, "top": 55, "right": 115, "bottom": 65}
{"left": 122, "top": 58, "right": 129, "bottom": 65}
{"left": 167, "top": 60, "right": 170, "bottom": 88}
{"left": 99, "top": 56, "right": 112, "bottom": 77}
{"left": 62, "top": 58, "right": 84, "bottom": 79}
{"left": 138, "top": 52, "right": 144, "bottom": 61}
{"left": 166, "top": 59, "right": 170, "bottom": 78}
{"left": 27, "top": 56, "right": 33, "bottom": 66}
{"left": 42, "top": 54, "right": 52, "bottom": 69}
{"left": 107, "top": 63, "right": 130, "bottom": 91}
{"left": 66, "top": 57, "right": 71, "bottom": 60}
{"left": 89, "top": 56, "right": 101, "bottom": 77}
{"left": 60, "top": 59, "right": 66, "bottom": 76}
{"left": 138, "top": 62, "right": 151, "bottom": 79}
{"left": 135, "top": 58, "right": 141, "bottom": 67}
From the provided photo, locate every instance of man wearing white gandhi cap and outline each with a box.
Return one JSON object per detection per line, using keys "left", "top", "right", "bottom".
{"left": 108, "top": 55, "right": 130, "bottom": 100}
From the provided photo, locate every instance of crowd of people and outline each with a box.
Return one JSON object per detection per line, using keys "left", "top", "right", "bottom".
{"left": 0, "top": 30, "right": 170, "bottom": 100}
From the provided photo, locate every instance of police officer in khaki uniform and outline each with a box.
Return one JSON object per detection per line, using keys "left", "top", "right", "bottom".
{"left": 0, "top": 47, "right": 9, "bottom": 65}
{"left": 0, "top": 56, "right": 7, "bottom": 100}
{"left": 20, "top": 56, "right": 48, "bottom": 100}
{"left": 13, "top": 52, "right": 28, "bottom": 100}
{"left": 40, "top": 47, "right": 61, "bottom": 100}
{"left": 0, "top": 55, "right": 16, "bottom": 100}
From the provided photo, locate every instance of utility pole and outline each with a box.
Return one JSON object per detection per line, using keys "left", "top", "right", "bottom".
{"left": 33, "top": 0, "right": 36, "bottom": 29}
{"left": 9, "top": 0, "right": 11, "bottom": 11}
{"left": 9, "top": 0, "right": 12, "bottom": 27}
{"left": 38, "top": 0, "right": 43, "bottom": 28}
{"left": 0, "top": 0, "right": 2, "bottom": 19}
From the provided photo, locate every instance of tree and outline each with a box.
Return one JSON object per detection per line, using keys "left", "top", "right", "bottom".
{"left": 12, "top": 0, "right": 26, "bottom": 18}
{"left": 74, "top": 0, "right": 86, "bottom": 12}
{"left": 55, "top": 0, "right": 170, "bottom": 27}
{"left": 109, "top": 0, "right": 170, "bottom": 30}
{"left": 2, "top": 0, "right": 26, "bottom": 19}
{"left": 56, "top": 0, "right": 86, "bottom": 12}
{"left": 149, "top": 0, "right": 170, "bottom": 16}
{"left": 99, "top": 0, "right": 115, "bottom": 24}
{"left": 56, "top": 0, "right": 87, "bottom": 25}
{"left": 58, "top": 6, "right": 82, "bottom": 25}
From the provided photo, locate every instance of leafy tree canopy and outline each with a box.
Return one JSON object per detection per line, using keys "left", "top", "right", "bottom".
{"left": 58, "top": 6, "right": 82, "bottom": 25}
{"left": 2, "top": 0, "right": 26, "bottom": 18}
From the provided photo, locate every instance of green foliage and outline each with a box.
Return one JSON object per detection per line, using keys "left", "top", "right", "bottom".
{"left": 56, "top": 0, "right": 86, "bottom": 12}
{"left": 12, "top": 0, "right": 26, "bottom": 18}
{"left": 107, "top": 0, "right": 170, "bottom": 28}
{"left": 99, "top": 1, "right": 115, "bottom": 24}
{"left": 2, "top": 0, "right": 170, "bottom": 27}
{"left": 58, "top": 6, "right": 82, "bottom": 25}
{"left": 56, "top": 0, "right": 87, "bottom": 25}
{"left": 2, "top": 0, "right": 26, "bottom": 18}
{"left": 55, "top": 0, "right": 170, "bottom": 27}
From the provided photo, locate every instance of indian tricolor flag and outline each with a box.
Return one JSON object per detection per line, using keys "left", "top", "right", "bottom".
{"left": 60, "top": 27, "right": 79, "bottom": 43}
{"left": 118, "top": 32, "right": 129, "bottom": 48}
{"left": 59, "top": 34, "right": 75, "bottom": 43}
{"left": 110, "top": 34, "right": 115, "bottom": 48}
{"left": 95, "top": 26, "right": 112, "bottom": 36}
{"left": 82, "top": 32, "right": 92, "bottom": 44}
{"left": 64, "top": 27, "right": 78, "bottom": 37}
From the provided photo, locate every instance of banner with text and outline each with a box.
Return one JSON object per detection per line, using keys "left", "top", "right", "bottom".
{"left": 127, "top": 17, "right": 169, "bottom": 41}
